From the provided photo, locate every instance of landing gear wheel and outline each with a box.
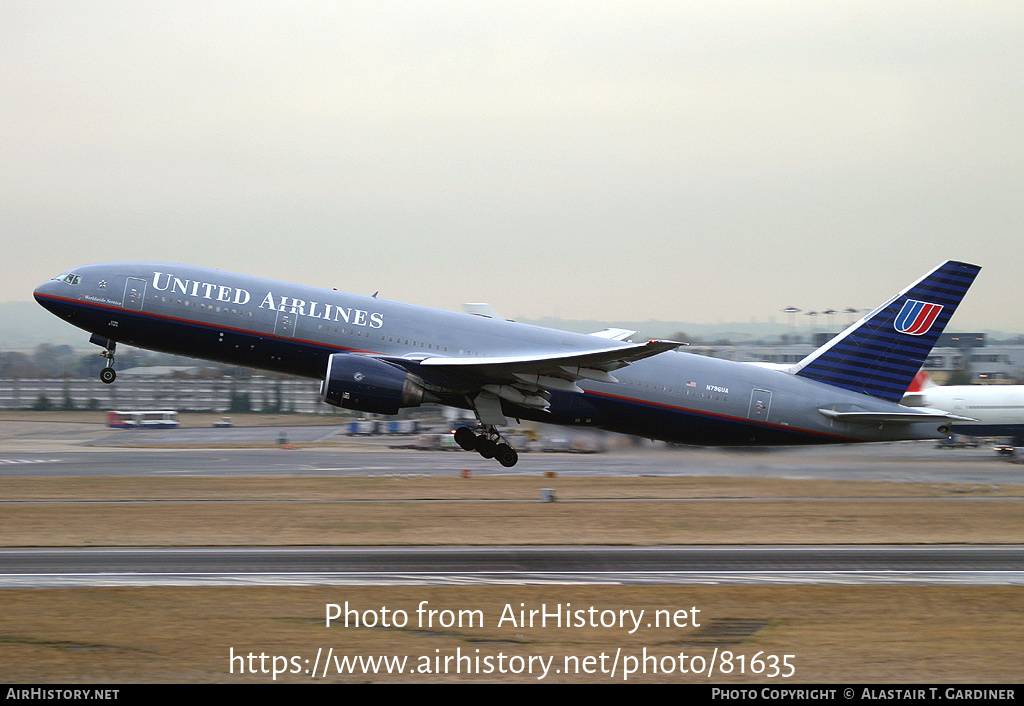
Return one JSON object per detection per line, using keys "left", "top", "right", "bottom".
{"left": 476, "top": 438, "right": 497, "bottom": 459}
{"left": 495, "top": 443, "right": 518, "bottom": 468}
{"left": 99, "top": 368, "right": 116, "bottom": 384}
{"left": 453, "top": 426, "right": 477, "bottom": 451}
{"left": 453, "top": 424, "right": 520, "bottom": 466}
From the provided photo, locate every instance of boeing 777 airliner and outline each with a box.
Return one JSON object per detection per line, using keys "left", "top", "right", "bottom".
{"left": 34, "top": 260, "right": 980, "bottom": 466}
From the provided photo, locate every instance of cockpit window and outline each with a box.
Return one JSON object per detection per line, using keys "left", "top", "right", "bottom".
{"left": 54, "top": 273, "right": 82, "bottom": 285}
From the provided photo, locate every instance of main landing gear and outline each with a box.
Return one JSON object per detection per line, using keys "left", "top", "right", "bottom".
{"left": 453, "top": 426, "right": 519, "bottom": 467}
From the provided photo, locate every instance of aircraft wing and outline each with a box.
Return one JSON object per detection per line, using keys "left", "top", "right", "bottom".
{"left": 379, "top": 339, "right": 682, "bottom": 411}
{"left": 421, "top": 338, "right": 676, "bottom": 367}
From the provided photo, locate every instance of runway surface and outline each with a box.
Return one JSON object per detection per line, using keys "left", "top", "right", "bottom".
{"left": 3, "top": 545, "right": 1022, "bottom": 587}
{"left": 1, "top": 435, "right": 1023, "bottom": 485}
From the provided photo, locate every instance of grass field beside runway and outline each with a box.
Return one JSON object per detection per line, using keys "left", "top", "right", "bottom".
{"left": 1, "top": 475, "right": 1022, "bottom": 546}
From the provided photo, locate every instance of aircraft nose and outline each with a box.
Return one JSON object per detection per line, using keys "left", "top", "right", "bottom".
{"left": 33, "top": 278, "right": 65, "bottom": 309}
{"left": 34, "top": 279, "right": 55, "bottom": 299}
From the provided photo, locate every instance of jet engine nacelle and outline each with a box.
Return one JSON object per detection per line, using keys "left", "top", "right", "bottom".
{"left": 320, "top": 353, "right": 426, "bottom": 415}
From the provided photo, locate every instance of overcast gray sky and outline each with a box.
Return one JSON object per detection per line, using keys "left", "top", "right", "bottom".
{"left": 3, "top": 2, "right": 1022, "bottom": 329}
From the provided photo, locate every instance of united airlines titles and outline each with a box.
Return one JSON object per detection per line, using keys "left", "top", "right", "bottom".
{"left": 151, "top": 271, "right": 384, "bottom": 328}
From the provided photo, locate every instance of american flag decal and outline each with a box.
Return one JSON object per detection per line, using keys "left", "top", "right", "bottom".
{"left": 894, "top": 299, "right": 944, "bottom": 336}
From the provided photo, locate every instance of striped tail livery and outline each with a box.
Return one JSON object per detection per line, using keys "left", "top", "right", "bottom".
{"left": 793, "top": 260, "right": 981, "bottom": 402}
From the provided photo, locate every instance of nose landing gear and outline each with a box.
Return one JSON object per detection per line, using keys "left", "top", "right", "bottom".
{"left": 453, "top": 426, "right": 519, "bottom": 467}
{"left": 99, "top": 364, "right": 116, "bottom": 384}
{"left": 90, "top": 335, "right": 117, "bottom": 384}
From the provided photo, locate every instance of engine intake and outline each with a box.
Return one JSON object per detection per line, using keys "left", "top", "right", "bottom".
{"left": 320, "top": 354, "right": 426, "bottom": 415}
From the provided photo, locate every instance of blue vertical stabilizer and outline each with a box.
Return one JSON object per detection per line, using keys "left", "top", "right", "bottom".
{"left": 793, "top": 261, "right": 981, "bottom": 402}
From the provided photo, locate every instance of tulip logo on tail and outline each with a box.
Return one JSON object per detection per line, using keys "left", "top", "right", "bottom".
{"left": 894, "top": 299, "right": 943, "bottom": 335}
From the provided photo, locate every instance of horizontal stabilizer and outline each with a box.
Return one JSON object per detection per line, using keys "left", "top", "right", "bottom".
{"left": 818, "top": 408, "right": 976, "bottom": 425}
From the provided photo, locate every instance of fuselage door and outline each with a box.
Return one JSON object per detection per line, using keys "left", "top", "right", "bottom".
{"left": 748, "top": 389, "right": 772, "bottom": 422}
{"left": 275, "top": 310, "right": 297, "bottom": 338}
{"left": 123, "top": 278, "right": 146, "bottom": 311}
